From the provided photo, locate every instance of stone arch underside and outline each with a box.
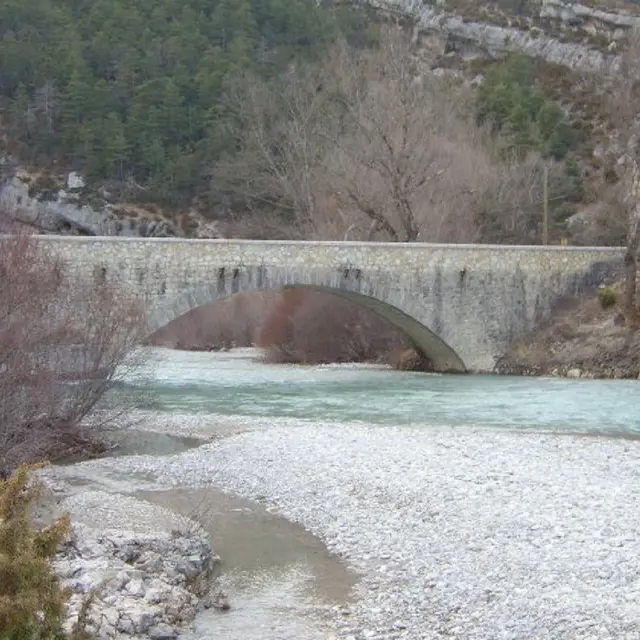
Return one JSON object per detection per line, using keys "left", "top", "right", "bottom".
{"left": 147, "top": 275, "right": 467, "bottom": 374}
{"left": 289, "top": 285, "right": 466, "bottom": 374}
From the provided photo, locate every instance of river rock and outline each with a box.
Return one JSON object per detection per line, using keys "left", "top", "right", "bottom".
{"left": 51, "top": 491, "right": 220, "bottom": 639}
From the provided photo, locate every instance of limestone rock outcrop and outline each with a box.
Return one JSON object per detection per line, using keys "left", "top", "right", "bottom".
{"left": 0, "top": 169, "right": 222, "bottom": 239}
{"left": 49, "top": 491, "right": 220, "bottom": 639}
{"left": 370, "top": 0, "right": 634, "bottom": 72}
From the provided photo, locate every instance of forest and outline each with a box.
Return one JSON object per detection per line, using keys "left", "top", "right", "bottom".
{"left": 0, "top": 0, "right": 374, "bottom": 203}
{"left": 0, "top": 0, "right": 624, "bottom": 244}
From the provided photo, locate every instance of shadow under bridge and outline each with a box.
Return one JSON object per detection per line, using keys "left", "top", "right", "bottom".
{"left": 285, "top": 285, "right": 467, "bottom": 374}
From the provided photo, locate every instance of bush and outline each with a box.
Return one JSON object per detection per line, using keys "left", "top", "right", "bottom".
{"left": 597, "top": 285, "right": 617, "bottom": 309}
{"left": 146, "top": 291, "right": 278, "bottom": 350}
{"left": 388, "top": 347, "right": 434, "bottom": 372}
{"left": 257, "top": 288, "right": 408, "bottom": 365}
{"left": 0, "top": 464, "right": 77, "bottom": 640}
{"left": 476, "top": 53, "right": 576, "bottom": 160}
{"left": 0, "top": 230, "right": 146, "bottom": 477}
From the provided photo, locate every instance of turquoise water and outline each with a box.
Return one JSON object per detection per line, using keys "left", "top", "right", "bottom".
{"left": 123, "top": 348, "right": 640, "bottom": 435}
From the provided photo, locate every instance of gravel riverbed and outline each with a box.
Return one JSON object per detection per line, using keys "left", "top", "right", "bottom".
{"left": 58, "top": 422, "right": 640, "bottom": 639}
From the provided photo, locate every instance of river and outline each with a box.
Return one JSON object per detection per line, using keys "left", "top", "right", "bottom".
{"left": 127, "top": 347, "right": 640, "bottom": 436}
{"left": 66, "top": 348, "right": 640, "bottom": 638}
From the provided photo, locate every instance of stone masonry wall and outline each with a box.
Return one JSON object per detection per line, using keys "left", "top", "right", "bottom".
{"left": 34, "top": 236, "right": 624, "bottom": 372}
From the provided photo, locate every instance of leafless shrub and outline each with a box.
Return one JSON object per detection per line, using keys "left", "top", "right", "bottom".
{"left": 388, "top": 347, "right": 434, "bottom": 371}
{"left": 213, "top": 63, "right": 330, "bottom": 236}
{"left": 214, "top": 27, "right": 554, "bottom": 244}
{"left": 146, "top": 291, "right": 279, "bottom": 350}
{"left": 0, "top": 227, "right": 146, "bottom": 476}
{"left": 257, "top": 288, "right": 408, "bottom": 365}
{"left": 567, "top": 183, "right": 628, "bottom": 246}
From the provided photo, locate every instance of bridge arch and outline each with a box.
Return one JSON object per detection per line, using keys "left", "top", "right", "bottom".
{"left": 146, "top": 274, "right": 467, "bottom": 374}
{"left": 289, "top": 285, "right": 466, "bottom": 373}
{"left": 33, "top": 236, "right": 626, "bottom": 372}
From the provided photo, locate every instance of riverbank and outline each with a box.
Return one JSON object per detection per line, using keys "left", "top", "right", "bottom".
{"left": 42, "top": 416, "right": 640, "bottom": 640}
{"left": 37, "top": 441, "right": 355, "bottom": 640}
{"left": 34, "top": 348, "right": 640, "bottom": 638}
{"left": 31, "top": 482, "right": 222, "bottom": 639}
{"left": 496, "top": 284, "right": 640, "bottom": 379}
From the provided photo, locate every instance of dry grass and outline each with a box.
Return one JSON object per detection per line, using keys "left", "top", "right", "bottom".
{"left": 496, "top": 280, "right": 640, "bottom": 377}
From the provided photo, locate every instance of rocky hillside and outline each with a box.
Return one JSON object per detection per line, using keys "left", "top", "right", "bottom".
{"left": 376, "top": 0, "right": 633, "bottom": 72}
{"left": 1, "top": 168, "right": 220, "bottom": 237}
{"left": 495, "top": 280, "right": 640, "bottom": 378}
{"left": 1, "top": 0, "right": 638, "bottom": 238}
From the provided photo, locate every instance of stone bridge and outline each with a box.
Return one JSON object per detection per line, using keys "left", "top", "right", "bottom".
{"left": 36, "top": 236, "right": 625, "bottom": 373}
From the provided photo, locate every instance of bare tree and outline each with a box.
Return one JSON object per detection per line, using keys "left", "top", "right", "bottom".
{"left": 214, "top": 63, "right": 332, "bottom": 235}
{"left": 0, "top": 225, "right": 146, "bottom": 475}
{"left": 317, "top": 32, "right": 484, "bottom": 242}
{"left": 214, "top": 26, "right": 550, "bottom": 244}
{"left": 608, "top": 28, "right": 640, "bottom": 323}
{"left": 214, "top": 28, "right": 488, "bottom": 241}
{"left": 475, "top": 150, "right": 577, "bottom": 244}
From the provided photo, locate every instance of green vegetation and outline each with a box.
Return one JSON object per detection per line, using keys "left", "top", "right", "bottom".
{"left": 0, "top": 3, "right": 594, "bottom": 242}
{"left": 476, "top": 53, "right": 576, "bottom": 160}
{"left": 0, "top": 464, "right": 88, "bottom": 640}
{"left": 597, "top": 285, "right": 618, "bottom": 309}
{"left": 0, "top": 0, "right": 375, "bottom": 207}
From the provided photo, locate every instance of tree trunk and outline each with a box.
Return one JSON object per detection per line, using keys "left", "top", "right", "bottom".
{"left": 624, "top": 160, "right": 640, "bottom": 324}
{"left": 624, "top": 209, "right": 640, "bottom": 323}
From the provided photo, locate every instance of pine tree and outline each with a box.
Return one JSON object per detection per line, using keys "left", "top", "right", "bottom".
{"left": 101, "top": 112, "right": 131, "bottom": 179}
{"left": 0, "top": 465, "right": 71, "bottom": 640}
{"left": 160, "top": 79, "right": 186, "bottom": 146}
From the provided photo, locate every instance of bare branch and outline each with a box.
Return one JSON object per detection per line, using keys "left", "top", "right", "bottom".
{"left": 0, "top": 218, "right": 146, "bottom": 475}
{"left": 212, "top": 26, "right": 550, "bottom": 245}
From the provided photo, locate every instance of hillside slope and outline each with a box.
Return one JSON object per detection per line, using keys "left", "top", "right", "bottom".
{"left": 496, "top": 282, "right": 640, "bottom": 378}
{"left": 1, "top": 0, "right": 638, "bottom": 241}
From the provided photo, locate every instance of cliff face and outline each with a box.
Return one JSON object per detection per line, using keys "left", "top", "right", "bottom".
{"left": 1, "top": 172, "right": 175, "bottom": 237}
{"left": 0, "top": 169, "right": 221, "bottom": 238}
{"left": 372, "top": 0, "right": 640, "bottom": 72}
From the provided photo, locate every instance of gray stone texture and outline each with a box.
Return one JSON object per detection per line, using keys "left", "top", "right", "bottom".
{"left": 373, "top": 0, "right": 623, "bottom": 73}
{"left": 34, "top": 237, "right": 624, "bottom": 372}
